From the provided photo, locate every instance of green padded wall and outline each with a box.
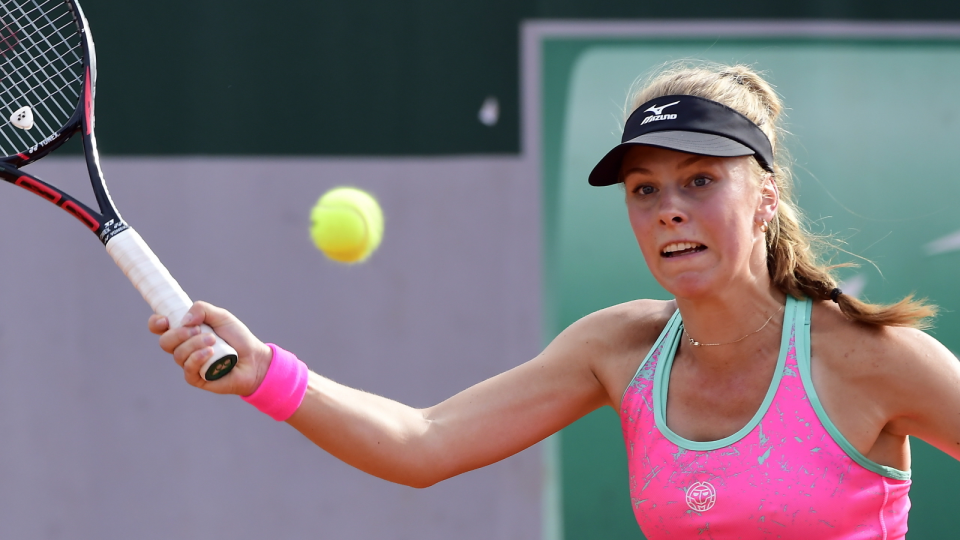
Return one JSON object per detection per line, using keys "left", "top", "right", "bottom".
{"left": 542, "top": 36, "right": 960, "bottom": 539}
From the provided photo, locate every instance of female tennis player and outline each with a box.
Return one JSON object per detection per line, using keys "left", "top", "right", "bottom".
{"left": 150, "top": 62, "right": 957, "bottom": 538}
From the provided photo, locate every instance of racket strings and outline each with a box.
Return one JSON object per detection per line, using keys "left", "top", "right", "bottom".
{"left": 0, "top": 54, "right": 81, "bottom": 121}
{"left": 0, "top": 2, "right": 76, "bottom": 150}
{"left": 0, "top": 2, "right": 69, "bottom": 119}
{"left": 0, "top": 0, "right": 82, "bottom": 156}
{"left": 0, "top": 5, "right": 79, "bottom": 100}
{"left": 2, "top": 0, "right": 80, "bottom": 130}
{"left": 11, "top": 0, "right": 82, "bottom": 100}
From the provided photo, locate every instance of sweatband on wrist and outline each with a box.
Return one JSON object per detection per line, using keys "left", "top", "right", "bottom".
{"left": 241, "top": 343, "right": 309, "bottom": 421}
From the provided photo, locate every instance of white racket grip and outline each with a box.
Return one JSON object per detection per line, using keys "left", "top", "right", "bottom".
{"left": 105, "top": 228, "right": 238, "bottom": 381}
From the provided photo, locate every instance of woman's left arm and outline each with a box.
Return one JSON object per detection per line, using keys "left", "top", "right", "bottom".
{"left": 878, "top": 327, "right": 960, "bottom": 459}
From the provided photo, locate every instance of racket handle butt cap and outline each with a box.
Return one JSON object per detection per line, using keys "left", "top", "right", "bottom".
{"left": 202, "top": 334, "right": 238, "bottom": 381}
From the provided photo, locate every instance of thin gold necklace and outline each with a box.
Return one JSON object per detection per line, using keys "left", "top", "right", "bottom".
{"left": 683, "top": 303, "right": 784, "bottom": 347}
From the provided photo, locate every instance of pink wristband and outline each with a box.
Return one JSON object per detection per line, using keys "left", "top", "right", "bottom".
{"left": 241, "top": 343, "right": 309, "bottom": 421}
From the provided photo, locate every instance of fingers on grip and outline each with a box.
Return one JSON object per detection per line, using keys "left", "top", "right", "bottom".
{"left": 167, "top": 320, "right": 237, "bottom": 380}
{"left": 147, "top": 314, "right": 169, "bottom": 335}
{"left": 182, "top": 346, "right": 213, "bottom": 386}
{"left": 180, "top": 305, "right": 203, "bottom": 326}
{"left": 196, "top": 324, "right": 238, "bottom": 381}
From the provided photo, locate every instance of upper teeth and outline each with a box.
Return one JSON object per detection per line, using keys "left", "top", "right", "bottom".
{"left": 663, "top": 242, "right": 701, "bottom": 253}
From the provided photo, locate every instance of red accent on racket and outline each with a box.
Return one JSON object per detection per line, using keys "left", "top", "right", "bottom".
{"left": 15, "top": 176, "right": 61, "bottom": 203}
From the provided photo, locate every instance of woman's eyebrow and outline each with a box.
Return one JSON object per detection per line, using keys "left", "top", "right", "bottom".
{"left": 678, "top": 155, "right": 707, "bottom": 168}
{"left": 623, "top": 155, "right": 714, "bottom": 180}
{"left": 622, "top": 166, "right": 652, "bottom": 177}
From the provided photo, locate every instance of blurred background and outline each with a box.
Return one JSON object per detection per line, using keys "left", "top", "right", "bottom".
{"left": 1, "top": 1, "right": 959, "bottom": 539}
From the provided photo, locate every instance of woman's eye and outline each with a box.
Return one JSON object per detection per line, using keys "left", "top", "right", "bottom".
{"left": 691, "top": 176, "right": 712, "bottom": 187}
{"left": 635, "top": 185, "right": 656, "bottom": 196}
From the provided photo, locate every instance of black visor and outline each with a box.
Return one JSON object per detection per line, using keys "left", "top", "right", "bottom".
{"left": 588, "top": 95, "right": 775, "bottom": 186}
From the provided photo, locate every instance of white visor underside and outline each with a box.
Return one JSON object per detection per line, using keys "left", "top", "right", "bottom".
{"left": 626, "top": 130, "right": 755, "bottom": 157}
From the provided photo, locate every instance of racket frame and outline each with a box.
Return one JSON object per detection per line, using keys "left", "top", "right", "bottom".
{"left": 0, "top": 0, "right": 238, "bottom": 380}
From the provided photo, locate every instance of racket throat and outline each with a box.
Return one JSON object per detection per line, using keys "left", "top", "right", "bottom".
{"left": 98, "top": 218, "right": 129, "bottom": 245}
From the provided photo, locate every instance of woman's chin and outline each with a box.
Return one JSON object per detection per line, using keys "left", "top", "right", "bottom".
{"left": 669, "top": 285, "right": 715, "bottom": 300}
{"left": 657, "top": 272, "right": 723, "bottom": 300}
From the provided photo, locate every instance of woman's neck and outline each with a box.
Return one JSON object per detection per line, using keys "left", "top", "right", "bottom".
{"left": 673, "top": 284, "right": 788, "bottom": 369}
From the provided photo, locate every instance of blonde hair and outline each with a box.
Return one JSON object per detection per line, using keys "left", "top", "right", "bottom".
{"left": 626, "top": 61, "right": 936, "bottom": 329}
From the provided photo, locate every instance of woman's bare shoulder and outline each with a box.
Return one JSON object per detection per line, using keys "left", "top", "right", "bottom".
{"left": 548, "top": 299, "right": 675, "bottom": 407}
{"left": 570, "top": 298, "right": 676, "bottom": 346}
{"left": 811, "top": 300, "right": 947, "bottom": 378}
{"left": 811, "top": 300, "right": 955, "bottom": 423}
{"left": 811, "top": 299, "right": 960, "bottom": 453}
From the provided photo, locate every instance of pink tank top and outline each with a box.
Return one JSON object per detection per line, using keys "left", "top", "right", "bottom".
{"left": 619, "top": 296, "right": 911, "bottom": 539}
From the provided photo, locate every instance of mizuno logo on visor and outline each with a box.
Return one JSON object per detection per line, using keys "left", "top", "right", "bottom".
{"left": 641, "top": 100, "right": 679, "bottom": 125}
{"left": 645, "top": 101, "right": 679, "bottom": 115}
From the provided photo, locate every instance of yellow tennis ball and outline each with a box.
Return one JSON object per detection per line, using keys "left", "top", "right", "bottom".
{"left": 310, "top": 187, "right": 384, "bottom": 263}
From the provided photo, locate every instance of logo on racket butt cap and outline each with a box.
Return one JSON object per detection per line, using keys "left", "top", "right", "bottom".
{"left": 10, "top": 105, "right": 33, "bottom": 130}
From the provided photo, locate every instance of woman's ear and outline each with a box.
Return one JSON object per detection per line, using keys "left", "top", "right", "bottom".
{"left": 756, "top": 173, "right": 779, "bottom": 223}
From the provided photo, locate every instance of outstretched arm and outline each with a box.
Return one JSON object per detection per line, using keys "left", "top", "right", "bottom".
{"left": 149, "top": 302, "right": 615, "bottom": 488}
{"left": 288, "top": 348, "right": 606, "bottom": 487}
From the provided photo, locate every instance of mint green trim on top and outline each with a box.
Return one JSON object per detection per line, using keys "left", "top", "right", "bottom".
{"left": 651, "top": 296, "right": 798, "bottom": 451}
{"left": 619, "top": 309, "right": 683, "bottom": 409}
{"left": 795, "top": 299, "right": 912, "bottom": 481}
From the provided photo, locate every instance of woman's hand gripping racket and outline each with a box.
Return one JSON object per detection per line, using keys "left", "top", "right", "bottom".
{"left": 0, "top": 0, "right": 237, "bottom": 381}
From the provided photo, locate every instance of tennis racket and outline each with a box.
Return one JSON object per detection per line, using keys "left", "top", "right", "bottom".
{"left": 0, "top": 0, "right": 237, "bottom": 381}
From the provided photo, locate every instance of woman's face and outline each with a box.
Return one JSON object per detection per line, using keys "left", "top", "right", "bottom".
{"left": 620, "top": 145, "right": 777, "bottom": 299}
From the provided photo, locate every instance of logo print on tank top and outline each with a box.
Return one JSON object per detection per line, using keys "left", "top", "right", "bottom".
{"left": 685, "top": 481, "right": 716, "bottom": 511}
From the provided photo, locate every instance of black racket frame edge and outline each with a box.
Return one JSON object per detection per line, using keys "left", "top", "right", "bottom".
{"left": 0, "top": 0, "right": 128, "bottom": 247}
{"left": 0, "top": 0, "right": 239, "bottom": 381}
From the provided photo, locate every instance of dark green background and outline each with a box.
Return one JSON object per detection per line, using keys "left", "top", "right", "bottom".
{"left": 69, "top": 0, "right": 960, "bottom": 155}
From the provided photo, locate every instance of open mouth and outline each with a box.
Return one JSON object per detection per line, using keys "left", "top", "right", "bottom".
{"left": 661, "top": 242, "right": 707, "bottom": 258}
